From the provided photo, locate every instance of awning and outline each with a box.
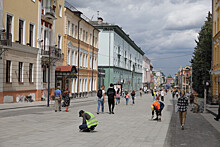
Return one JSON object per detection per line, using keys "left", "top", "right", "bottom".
{"left": 55, "top": 66, "right": 77, "bottom": 78}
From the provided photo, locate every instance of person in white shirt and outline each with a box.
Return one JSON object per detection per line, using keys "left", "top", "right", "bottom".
{"left": 161, "top": 90, "right": 165, "bottom": 101}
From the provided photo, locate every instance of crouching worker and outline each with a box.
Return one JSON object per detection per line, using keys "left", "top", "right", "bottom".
{"left": 151, "top": 101, "right": 165, "bottom": 121}
{"left": 79, "top": 110, "right": 99, "bottom": 132}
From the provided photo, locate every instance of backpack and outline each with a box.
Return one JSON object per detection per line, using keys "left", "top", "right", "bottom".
{"left": 97, "top": 89, "right": 103, "bottom": 98}
{"left": 159, "top": 101, "right": 165, "bottom": 109}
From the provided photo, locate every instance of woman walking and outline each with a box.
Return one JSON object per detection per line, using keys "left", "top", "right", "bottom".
{"left": 177, "top": 91, "right": 188, "bottom": 130}
{"left": 63, "top": 90, "right": 70, "bottom": 112}
{"left": 125, "top": 91, "right": 130, "bottom": 105}
{"left": 131, "top": 90, "right": 136, "bottom": 104}
{"left": 116, "top": 89, "right": 121, "bottom": 105}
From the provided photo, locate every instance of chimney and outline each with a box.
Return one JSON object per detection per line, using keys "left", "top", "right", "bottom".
{"left": 98, "top": 17, "right": 103, "bottom": 24}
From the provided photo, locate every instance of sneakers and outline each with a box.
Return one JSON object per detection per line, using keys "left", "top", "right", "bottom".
{"left": 153, "top": 118, "right": 158, "bottom": 121}
{"left": 214, "top": 118, "right": 219, "bottom": 121}
{"left": 97, "top": 112, "right": 99, "bottom": 114}
{"left": 112, "top": 112, "right": 114, "bottom": 114}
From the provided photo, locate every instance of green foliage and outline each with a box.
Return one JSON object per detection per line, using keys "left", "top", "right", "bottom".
{"left": 191, "top": 12, "right": 212, "bottom": 97}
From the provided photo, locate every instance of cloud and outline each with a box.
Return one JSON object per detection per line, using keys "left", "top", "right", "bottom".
{"left": 66, "top": 0, "right": 211, "bottom": 76}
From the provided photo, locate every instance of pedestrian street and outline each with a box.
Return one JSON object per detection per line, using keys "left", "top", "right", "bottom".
{"left": 0, "top": 93, "right": 173, "bottom": 147}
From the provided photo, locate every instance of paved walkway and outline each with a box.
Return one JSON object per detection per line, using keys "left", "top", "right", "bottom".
{"left": 0, "top": 93, "right": 173, "bottom": 147}
{"left": 164, "top": 99, "right": 220, "bottom": 147}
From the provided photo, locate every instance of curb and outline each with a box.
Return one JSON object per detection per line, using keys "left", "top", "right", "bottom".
{"left": 0, "top": 104, "right": 46, "bottom": 111}
{"left": 207, "top": 108, "right": 218, "bottom": 117}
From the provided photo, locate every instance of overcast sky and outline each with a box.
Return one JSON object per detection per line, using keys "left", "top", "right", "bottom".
{"left": 67, "top": 0, "right": 211, "bottom": 77}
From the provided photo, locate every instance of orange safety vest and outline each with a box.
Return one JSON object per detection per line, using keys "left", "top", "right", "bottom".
{"left": 152, "top": 101, "right": 160, "bottom": 110}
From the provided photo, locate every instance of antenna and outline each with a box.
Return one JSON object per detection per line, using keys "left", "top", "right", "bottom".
{"left": 97, "top": 11, "right": 99, "bottom": 20}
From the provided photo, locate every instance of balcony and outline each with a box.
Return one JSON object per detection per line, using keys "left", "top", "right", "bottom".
{"left": 43, "top": 7, "right": 55, "bottom": 20}
{"left": 41, "top": 47, "right": 64, "bottom": 63}
{"left": 0, "top": 31, "right": 12, "bottom": 46}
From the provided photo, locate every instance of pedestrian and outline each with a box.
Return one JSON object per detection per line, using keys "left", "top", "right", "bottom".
{"left": 97, "top": 85, "right": 105, "bottom": 114}
{"left": 54, "top": 87, "right": 62, "bottom": 112}
{"left": 176, "top": 91, "right": 179, "bottom": 98}
{"left": 79, "top": 110, "right": 99, "bottom": 132}
{"left": 214, "top": 100, "right": 220, "bottom": 121}
{"left": 151, "top": 89, "right": 155, "bottom": 100}
{"left": 131, "top": 90, "right": 135, "bottom": 104}
{"left": 125, "top": 91, "right": 130, "bottom": 105}
{"left": 161, "top": 90, "right": 165, "bottom": 101}
{"left": 116, "top": 88, "right": 121, "bottom": 105}
{"left": 151, "top": 100, "right": 165, "bottom": 121}
{"left": 107, "top": 83, "right": 116, "bottom": 114}
{"left": 172, "top": 91, "right": 175, "bottom": 99}
{"left": 189, "top": 93, "right": 194, "bottom": 106}
{"left": 63, "top": 90, "right": 70, "bottom": 112}
{"left": 140, "top": 88, "right": 143, "bottom": 97}
{"left": 177, "top": 91, "right": 189, "bottom": 130}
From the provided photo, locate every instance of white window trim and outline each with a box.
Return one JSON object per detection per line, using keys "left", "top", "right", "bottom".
{"left": 21, "top": 62, "right": 24, "bottom": 82}
{"left": 6, "top": 13, "right": 14, "bottom": 42}
{"left": 72, "top": 51, "right": 74, "bottom": 65}
{"left": 58, "top": 34, "right": 62, "bottom": 49}
{"left": 59, "top": 5, "right": 62, "bottom": 17}
{"left": 10, "top": 61, "right": 12, "bottom": 82}
{"left": 29, "top": 22, "right": 35, "bottom": 47}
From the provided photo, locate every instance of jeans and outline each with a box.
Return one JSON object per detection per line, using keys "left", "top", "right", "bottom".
{"left": 132, "top": 96, "right": 135, "bottom": 104}
{"left": 125, "top": 98, "right": 129, "bottom": 105}
{"left": 79, "top": 124, "right": 97, "bottom": 131}
{"left": 55, "top": 97, "right": 61, "bottom": 111}
{"left": 97, "top": 100, "right": 104, "bottom": 112}
{"left": 116, "top": 97, "right": 120, "bottom": 104}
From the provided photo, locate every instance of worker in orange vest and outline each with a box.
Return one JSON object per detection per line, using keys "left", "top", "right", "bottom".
{"left": 151, "top": 100, "right": 164, "bottom": 121}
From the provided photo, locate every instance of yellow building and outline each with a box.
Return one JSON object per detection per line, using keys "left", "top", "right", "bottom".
{"left": 0, "top": 0, "right": 64, "bottom": 103}
{"left": 59, "top": 2, "right": 99, "bottom": 97}
{"left": 212, "top": 0, "right": 220, "bottom": 102}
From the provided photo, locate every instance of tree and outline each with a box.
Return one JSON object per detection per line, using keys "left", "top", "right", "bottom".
{"left": 191, "top": 12, "right": 212, "bottom": 97}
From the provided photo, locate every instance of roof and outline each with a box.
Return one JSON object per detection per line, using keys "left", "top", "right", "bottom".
{"left": 55, "top": 66, "right": 77, "bottom": 73}
{"left": 90, "top": 21, "right": 145, "bottom": 55}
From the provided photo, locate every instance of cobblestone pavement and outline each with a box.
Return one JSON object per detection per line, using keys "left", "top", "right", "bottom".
{"left": 164, "top": 99, "right": 220, "bottom": 147}
{"left": 0, "top": 93, "right": 173, "bottom": 147}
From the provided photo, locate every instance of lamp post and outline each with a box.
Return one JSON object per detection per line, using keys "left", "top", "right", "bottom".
{"left": 47, "top": 46, "right": 51, "bottom": 107}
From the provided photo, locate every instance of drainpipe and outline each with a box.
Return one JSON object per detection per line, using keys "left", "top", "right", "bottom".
{"left": 77, "top": 19, "right": 81, "bottom": 97}
{"left": 91, "top": 28, "right": 95, "bottom": 96}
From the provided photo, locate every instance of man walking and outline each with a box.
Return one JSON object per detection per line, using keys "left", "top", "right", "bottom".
{"left": 79, "top": 110, "right": 99, "bottom": 132}
{"left": 177, "top": 91, "right": 188, "bottom": 130}
{"left": 161, "top": 90, "right": 165, "bottom": 101}
{"left": 107, "top": 83, "right": 116, "bottom": 114}
{"left": 97, "top": 85, "right": 105, "bottom": 114}
{"left": 54, "top": 87, "right": 62, "bottom": 112}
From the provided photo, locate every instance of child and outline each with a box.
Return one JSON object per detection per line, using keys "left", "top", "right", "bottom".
{"left": 125, "top": 91, "right": 130, "bottom": 105}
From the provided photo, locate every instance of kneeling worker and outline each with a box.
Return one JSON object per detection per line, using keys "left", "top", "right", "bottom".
{"left": 79, "top": 110, "right": 99, "bottom": 132}
{"left": 151, "top": 101, "right": 164, "bottom": 121}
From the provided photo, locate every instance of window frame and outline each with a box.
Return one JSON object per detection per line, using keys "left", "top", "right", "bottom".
{"left": 29, "top": 63, "right": 34, "bottom": 83}
{"left": 6, "top": 13, "right": 14, "bottom": 42}
{"left": 6, "top": 60, "right": 12, "bottom": 83}
{"left": 18, "top": 62, "right": 23, "bottom": 83}
{"left": 29, "top": 23, "right": 35, "bottom": 47}
{"left": 59, "top": 5, "right": 62, "bottom": 17}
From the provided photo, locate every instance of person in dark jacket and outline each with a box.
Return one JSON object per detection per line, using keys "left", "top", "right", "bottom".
{"left": 131, "top": 90, "right": 135, "bottom": 104}
{"left": 107, "top": 83, "right": 116, "bottom": 114}
{"left": 214, "top": 100, "right": 220, "bottom": 121}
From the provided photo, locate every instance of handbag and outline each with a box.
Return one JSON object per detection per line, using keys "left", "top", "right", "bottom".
{"left": 175, "top": 104, "right": 179, "bottom": 113}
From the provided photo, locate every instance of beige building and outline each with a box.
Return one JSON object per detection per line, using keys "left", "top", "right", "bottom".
{"left": 58, "top": 2, "right": 99, "bottom": 97}
{"left": 0, "top": 0, "right": 64, "bottom": 103}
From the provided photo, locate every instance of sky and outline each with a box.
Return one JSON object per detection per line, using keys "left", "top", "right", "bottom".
{"left": 66, "top": 0, "right": 211, "bottom": 77}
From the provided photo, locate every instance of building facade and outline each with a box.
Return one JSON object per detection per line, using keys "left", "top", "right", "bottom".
{"left": 177, "top": 66, "right": 192, "bottom": 93}
{"left": 142, "top": 55, "right": 151, "bottom": 90}
{"left": 152, "top": 71, "right": 165, "bottom": 89}
{"left": 212, "top": 0, "right": 220, "bottom": 102}
{"left": 0, "top": 0, "right": 64, "bottom": 103}
{"left": 90, "top": 18, "right": 144, "bottom": 92}
{"left": 61, "top": 2, "right": 99, "bottom": 97}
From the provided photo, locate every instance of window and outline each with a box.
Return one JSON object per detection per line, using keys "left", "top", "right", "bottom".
{"left": 71, "top": 24, "right": 74, "bottom": 36}
{"left": 29, "top": 63, "right": 33, "bottom": 83}
{"left": 29, "top": 23, "right": 34, "bottom": 47}
{"left": 86, "top": 32, "right": 88, "bottom": 43}
{"left": 67, "top": 50, "right": 70, "bottom": 65}
{"left": 18, "top": 62, "right": 23, "bottom": 82}
{"left": 83, "top": 30, "right": 85, "bottom": 41}
{"left": 67, "top": 21, "right": 70, "bottom": 35}
{"left": 82, "top": 54, "right": 85, "bottom": 67}
{"left": 90, "top": 56, "right": 92, "bottom": 68}
{"left": 75, "top": 52, "right": 77, "bottom": 66}
{"left": 43, "top": 65, "right": 47, "bottom": 83}
{"left": 85, "top": 55, "right": 88, "bottom": 68}
{"left": 59, "top": 5, "right": 62, "bottom": 17}
{"left": 90, "top": 34, "right": 92, "bottom": 45}
{"left": 72, "top": 51, "right": 74, "bottom": 65}
{"left": 6, "top": 60, "right": 12, "bottom": 83}
{"left": 75, "top": 25, "right": 77, "bottom": 38}
{"left": 80, "top": 53, "right": 82, "bottom": 66}
{"left": 58, "top": 35, "right": 62, "bottom": 49}
{"left": 80, "top": 28, "right": 82, "bottom": 40}
{"left": 6, "top": 14, "right": 13, "bottom": 40}
{"left": 19, "top": 19, "right": 24, "bottom": 44}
